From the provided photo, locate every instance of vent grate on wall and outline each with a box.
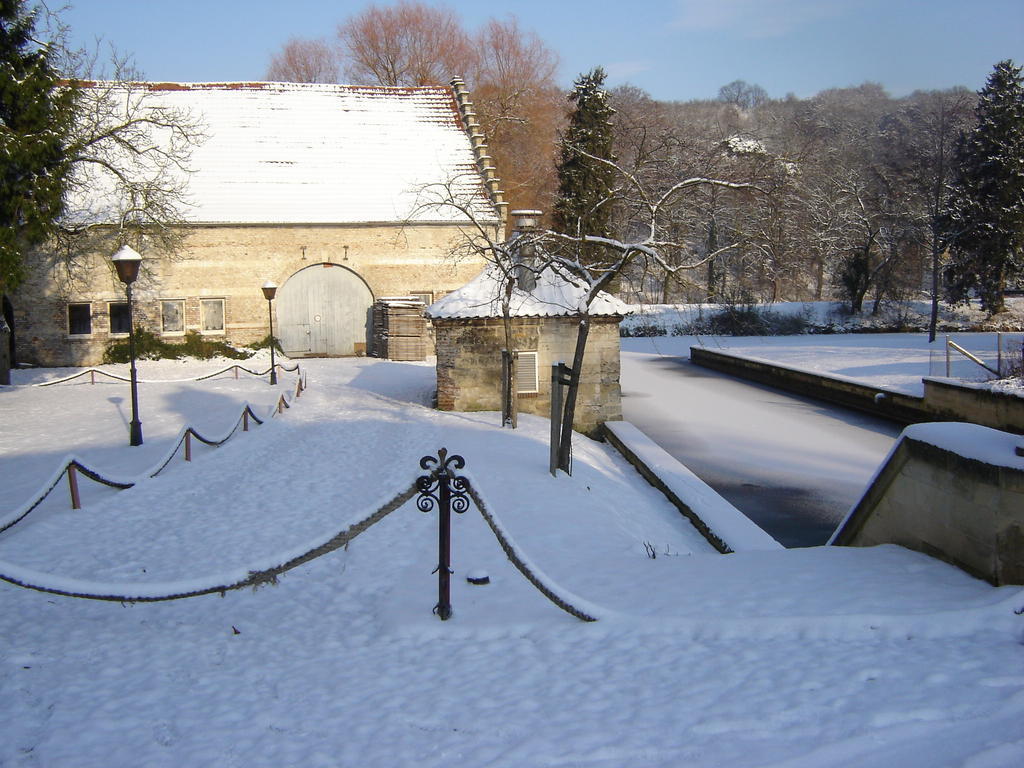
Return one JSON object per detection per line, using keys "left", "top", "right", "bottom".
{"left": 516, "top": 351, "right": 539, "bottom": 394}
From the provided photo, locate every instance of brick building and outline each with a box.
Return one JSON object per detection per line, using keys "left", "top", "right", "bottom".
{"left": 12, "top": 79, "right": 503, "bottom": 366}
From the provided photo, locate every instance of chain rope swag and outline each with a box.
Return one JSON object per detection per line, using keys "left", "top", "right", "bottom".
{"left": 0, "top": 377, "right": 317, "bottom": 535}
{"left": 416, "top": 448, "right": 598, "bottom": 623}
{"left": 0, "top": 483, "right": 418, "bottom": 602}
{"left": 35, "top": 362, "right": 302, "bottom": 387}
{"left": 465, "top": 482, "right": 598, "bottom": 622}
{"left": 1, "top": 447, "right": 600, "bottom": 622}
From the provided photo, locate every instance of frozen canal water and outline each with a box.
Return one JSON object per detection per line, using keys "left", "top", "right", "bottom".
{"left": 620, "top": 349, "right": 903, "bottom": 547}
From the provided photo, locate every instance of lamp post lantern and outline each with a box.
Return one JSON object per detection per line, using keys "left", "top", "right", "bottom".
{"left": 111, "top": 245, "right": 143, "bottom": 446}
{"left": 262, "top": 281, "right": 278, "bottom": 385}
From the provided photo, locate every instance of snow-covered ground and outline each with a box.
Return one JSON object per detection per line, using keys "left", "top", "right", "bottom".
{"left": 1, "top": 355, "right": 1023, "bottom": 766}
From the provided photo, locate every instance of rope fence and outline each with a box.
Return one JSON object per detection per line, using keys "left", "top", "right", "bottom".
{"left": 0, "top": 451, "right": 602, "bottom": 624}
{"left": 0, "top": 483, "right": 418, "bottom": 602}
{"left": 465, "top": 480, "right": 599, "bottom": 622}
{"left": 35, "top": 362, "right": 302, "bottom": 387}
{"left": 0, "top": 372, "right": 308, "bottom": 535}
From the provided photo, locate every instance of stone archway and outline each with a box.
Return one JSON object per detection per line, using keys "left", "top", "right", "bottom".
{"left": 276, "top": 263, "right": 374, "bottom": 357}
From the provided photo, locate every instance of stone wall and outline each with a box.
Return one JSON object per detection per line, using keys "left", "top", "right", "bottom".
{"left": 922, "top": 378, "right": 1024, "bottom": 433}
{"left": 690, "top": 346, "right": 1024, "bottom": 433}
{"left": 832, "top": 424, "right": 1024, "bottom": 585}
{"left": 434, "top": 315, "right": 623, "bottom": 436}
{"left": 689, "top": 346, "right": 931, "bottom": 423}
{"left": 12, "top": 222, "right": 486, "bottom": 366}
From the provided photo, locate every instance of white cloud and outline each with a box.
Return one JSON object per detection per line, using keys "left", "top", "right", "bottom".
{"left": 671, "top": 0, "right": 864, "bottom": 39}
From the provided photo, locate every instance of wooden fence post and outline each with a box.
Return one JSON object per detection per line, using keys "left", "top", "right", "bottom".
{"left": 67, "top": 464, "right": 81, "bottom": 510}
{"left": 185, "top": 431, "right": 192, "bottom": 462}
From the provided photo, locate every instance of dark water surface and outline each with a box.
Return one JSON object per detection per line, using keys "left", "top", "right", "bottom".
{"left": 620, "top": 353, "right": 903, "bottom": 548}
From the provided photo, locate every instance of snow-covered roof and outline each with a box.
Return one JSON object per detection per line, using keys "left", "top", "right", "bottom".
{"left": 69, "top": 81, "right": 498, "bottom": 225}
{"left": 426, "top": 265, "right": 630, "bottom": 319}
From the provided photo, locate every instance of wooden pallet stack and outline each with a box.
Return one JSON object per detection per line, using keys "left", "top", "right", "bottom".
{"left": 371, "top": 297, "right": 427, "bottom": 360}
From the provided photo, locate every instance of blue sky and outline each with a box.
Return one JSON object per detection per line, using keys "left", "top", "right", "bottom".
{"left": 63, "top": 0, "right": 1023, "bottom": 101}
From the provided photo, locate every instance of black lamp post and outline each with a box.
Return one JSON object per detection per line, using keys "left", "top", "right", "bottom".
{"left": 111, "top": 245, "right": 143, "bottom": 446}
{"left": 262, "top": 281, "right": 278, "bottom": 385}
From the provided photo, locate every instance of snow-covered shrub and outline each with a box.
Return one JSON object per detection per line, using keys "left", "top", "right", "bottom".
{"left": 620, "top": 322, "right": 667, "bottom": 337}
{"left": 700, "top": 304, "right": 810, "bottom": 336}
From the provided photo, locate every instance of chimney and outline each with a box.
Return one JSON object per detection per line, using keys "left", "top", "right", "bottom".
{"left": 510, "top": 209, "right": 543, "bottom": 291}
{"left": 450, "top": 77, "right": 507, "bottom": 228}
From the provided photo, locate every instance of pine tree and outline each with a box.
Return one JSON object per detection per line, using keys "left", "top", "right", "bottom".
{"left": 552, "top": 67, "right": 617, "bottom": 271}
{"left": 0, "top": 0, "right": 77, "bottom": 292}
{"left": 941, "top": 60, "right": 1024, "bottom": 314}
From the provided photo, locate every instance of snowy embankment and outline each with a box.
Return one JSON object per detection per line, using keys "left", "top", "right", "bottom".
{"left": 1, "top": 357, "right": 1023, "bottom": 766}
{"left": 604, "top": 421, "right": 783, "bottom": 552}
{"left": 622, "top": 298, "right": 1024, "bottom": 336}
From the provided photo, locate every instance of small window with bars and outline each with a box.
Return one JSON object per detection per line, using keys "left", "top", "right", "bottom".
{"left": 516, "top": 351, "right": 539, "bottom": 394}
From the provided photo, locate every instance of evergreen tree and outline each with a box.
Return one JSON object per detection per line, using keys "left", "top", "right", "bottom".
{"left": 941, "top": 59, "right": 1024, "bottom": 314}
{"left": 552, "top": 67, "right": 617, "bottom": 271}
{"left": 0, "top": 0, "right": 77, "bottom": 292}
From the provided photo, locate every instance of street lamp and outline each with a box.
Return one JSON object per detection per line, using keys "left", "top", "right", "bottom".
{"left": 262, "top": 281, "right": 278, "bottom": 385}
{"left": 111, "top": 245, "right": 143, "bottom": 446}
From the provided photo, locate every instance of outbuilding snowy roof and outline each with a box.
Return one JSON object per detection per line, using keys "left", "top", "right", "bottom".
{"left": 425, "top": 265, "right": 630, "bottom": 319}
{"left": 69, "top": 81, "right": 499, "bottom": 225}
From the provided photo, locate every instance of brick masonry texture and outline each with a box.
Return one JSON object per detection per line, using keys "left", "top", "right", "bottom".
{"left": 433, "top": 315, "right": 623, "bottom": 436}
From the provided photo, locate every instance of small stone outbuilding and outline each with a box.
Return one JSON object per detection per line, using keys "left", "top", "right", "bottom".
{"left": 426, "top": 265, "right": 629, "bottom": 436}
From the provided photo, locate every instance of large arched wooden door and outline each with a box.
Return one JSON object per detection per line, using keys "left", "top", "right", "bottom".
{"left": 276, "top": 263, "right": 374, "bottom": 357}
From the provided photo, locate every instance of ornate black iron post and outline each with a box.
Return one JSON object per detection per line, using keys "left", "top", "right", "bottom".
{"left": 262, "top": 281, "right": 278, "bottom": 385}
{"left": 112, "top": 245, "right": 143, "bottom": 446}
{"left": 416, "top": 448, "right": 470, "bottom": 620}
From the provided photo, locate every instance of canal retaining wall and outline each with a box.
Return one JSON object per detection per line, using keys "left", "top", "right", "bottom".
{"left": 689, "top": 346, "right": 1023, "bottom": 433}
{"left": 603, "top": 421, "right": 783, "bottom": 554}
{"left": 831, "top": 423, "right": 1024, "bottom": 586}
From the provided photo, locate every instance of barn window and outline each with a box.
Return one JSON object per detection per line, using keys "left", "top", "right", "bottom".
{"left": 67, "top": 303, "right": 92, "bottom": 336}
{"left": 161, "top": 299, "right": 185, "bottom": 334}
{"left": 408, "top": 291, "right": 433, "bottom": 306}
{"left": 201, "top": 299, "right": 225, "bottom": 333}
{"left": 516, "top": 351, "right": 539, "bottom": 394}
{"left": 109, "top": 302, "right": 131, "bottom": 335}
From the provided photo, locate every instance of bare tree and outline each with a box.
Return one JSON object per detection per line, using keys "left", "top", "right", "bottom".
{"left": 879, "top": 88, "right": 974, "bottom": 338}
{"left": 266, "top": 36, "right": 339, "bottom": 83}
{"left": 718, "top": 79, "right": 769, "bottom": 111}
{"left": 469, "top": 17, "right": 562, "bottom": 215}
{"left": 337, "top": 1, "right": 474, "bottom": 87}
{"left": 333, "top": 7, "right": 561, "bottom": 219}
{"left": 415, "top": 149, "right": 759, "bottom": 472}
{"left": 43, "top": 49, "right": 206, "bottom": 292}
